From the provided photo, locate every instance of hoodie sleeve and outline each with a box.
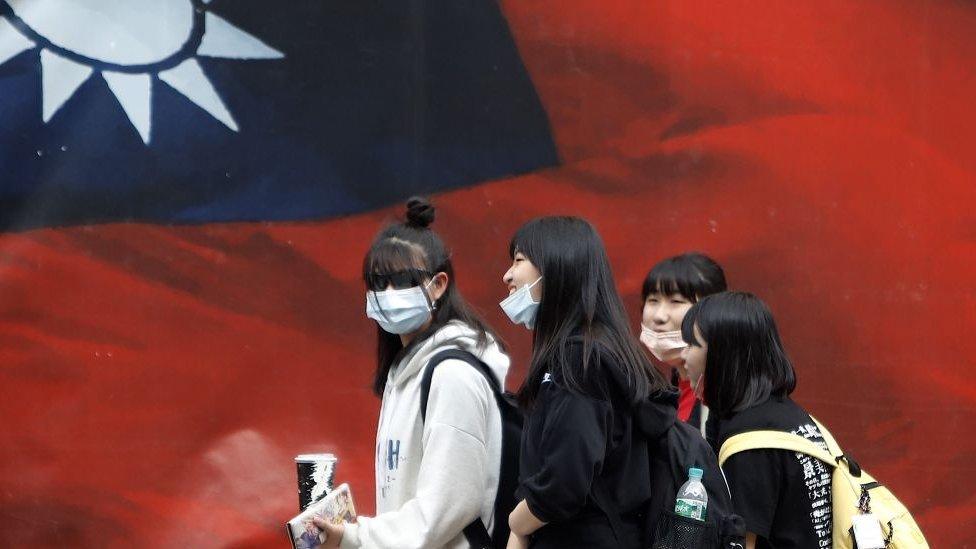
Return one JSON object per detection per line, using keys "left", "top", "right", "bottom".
{"left": 518, "top": 375, "right": 613, "bottom": 523}
{"left": 342, "top": 358, "right": 496, "bottom": 549}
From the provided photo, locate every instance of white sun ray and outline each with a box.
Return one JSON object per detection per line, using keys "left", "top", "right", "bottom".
{"left": 158, "top": 58, "right": 238, "bottom": 131}
{"left": 41, "top": 49, "right": 93, "bottom": 122}
{"left": 198, "top": 12, "right": 284, "bottom": 60}
{"left": 1, "top": 1, "right": 284, "bottom": 143}
{"left": 103, "top": 71, "right": 152, "bottom": 144}
{"left": 0, "top": 17, "right": 35, "bottom": 66}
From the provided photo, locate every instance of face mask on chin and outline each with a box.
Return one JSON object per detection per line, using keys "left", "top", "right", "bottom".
{"left": 365, "top": 281, "right": 435, "bottom": 334}
{"left": 499, "top": 277, "right": 542, "bottom": 329}
{"left": 639, "top": 325, "right": 688, "bottom": 365}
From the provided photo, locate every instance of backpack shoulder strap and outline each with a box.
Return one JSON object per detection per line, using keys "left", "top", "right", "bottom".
{"left": 808, "top": 415, "right": 843, "bottom": 457}
{"left": 461, "top": 521, "right": 493, "bottom": 549}
{"left": 419, "top": 348, "right": 500, "bottom": 422}
{"left": 807, "top": 415, "right": 870, "bottom": 478}
{"left": 718, "top": 430, "right": 836, "bottom": 467}
{"left": 418, "top": 348, "right": 500, "bottom": 549}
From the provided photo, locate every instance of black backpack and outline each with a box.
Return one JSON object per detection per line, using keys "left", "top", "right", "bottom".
{"left": 593, "top": 414, "right": 745, "bottom": 549}
{"left": 419, "top": 349, "right": 522, "bottom": 549}
{"left": 642, "top": 420, "right": 745, "bottom": 548}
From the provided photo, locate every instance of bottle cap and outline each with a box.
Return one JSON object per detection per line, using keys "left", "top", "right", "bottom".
{"left": 689, "top": 467, "right": 703, "bottom": 479}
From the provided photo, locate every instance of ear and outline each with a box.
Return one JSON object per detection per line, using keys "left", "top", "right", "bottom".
{"left": 428, "top": 272, "right": 449, "bottom": 303}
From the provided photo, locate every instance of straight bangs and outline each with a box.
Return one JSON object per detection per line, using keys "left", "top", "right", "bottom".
{"left": 363, "top": 237, "right": 427, "bottom": 280}
{"left": 509, "top": 220, "right": 547, "bottom": 264}
{"left": 645, "top": 272, "right": 696, "bottom": 302}
{"left": 641, "top": 253, "right": 727, "bottom": 302}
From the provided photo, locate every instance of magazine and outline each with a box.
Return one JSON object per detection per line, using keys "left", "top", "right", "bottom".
{"left": 285, "top": 483, "right": 357, "bottom": 549}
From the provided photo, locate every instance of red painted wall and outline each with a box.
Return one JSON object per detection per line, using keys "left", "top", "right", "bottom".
{"left": 2, "top": 1, "right": 974, "bottom": 546}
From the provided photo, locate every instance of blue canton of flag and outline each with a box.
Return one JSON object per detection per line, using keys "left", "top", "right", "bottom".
{"left": 0, "top": 0, "right": 557, "bottom": 230}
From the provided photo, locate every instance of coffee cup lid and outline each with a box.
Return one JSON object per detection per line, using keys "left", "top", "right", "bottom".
{"left": 294, "top": 453, "right": 337, "bottom": 463}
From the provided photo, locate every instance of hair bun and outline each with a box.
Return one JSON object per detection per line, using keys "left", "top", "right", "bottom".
{"left": 405, "top": 196, "right": 435, "bottom": 228}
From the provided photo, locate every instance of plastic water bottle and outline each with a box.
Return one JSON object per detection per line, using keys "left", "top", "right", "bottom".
{"left": 674, "top": 467, "right": 708, "bottom": 521}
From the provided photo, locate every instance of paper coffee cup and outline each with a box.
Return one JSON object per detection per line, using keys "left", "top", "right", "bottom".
{"left": 295, "top": 453, "right": 338, "bottom": 511}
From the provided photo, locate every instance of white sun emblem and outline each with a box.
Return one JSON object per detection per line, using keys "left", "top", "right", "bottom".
{"left": 0, "top": 0, "right": 284, "bottom": 144}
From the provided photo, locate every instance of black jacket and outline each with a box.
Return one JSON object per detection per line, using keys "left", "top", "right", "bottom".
{"left": 517, "top": 339, "right": 677, "bottom": 548}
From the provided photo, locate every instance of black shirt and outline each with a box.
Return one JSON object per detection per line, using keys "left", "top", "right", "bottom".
{"left": 516, "top": 339, "right": 654, "bottom": 549}
{"left": 717, "top": 396, "right": 833, "bottom": 549}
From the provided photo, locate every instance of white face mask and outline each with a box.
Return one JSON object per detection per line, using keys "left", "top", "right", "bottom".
{"left": 639, "top": 326, "right": 688, "bottom": 365}
{"left": 365, "top": 282, "right": 434, "bottom": 334}
{"left": 499, "top": 277, "right": 542, "bottom": 329}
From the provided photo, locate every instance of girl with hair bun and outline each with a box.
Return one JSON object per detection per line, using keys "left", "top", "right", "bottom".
{"left": 316, "top": 197, "right": 511, "bottom": 549}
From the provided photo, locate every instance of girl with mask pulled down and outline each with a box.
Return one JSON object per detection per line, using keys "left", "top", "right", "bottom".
{"left": 316, "top": 197, "right": 510, "bottom": 549}
{"left": 500, "top": 217, "right": 675, "bottom": 549}
{"left": 681, "top": 292, "right": 833, "bottom": 549}
{"left": 639, "top": 253, "right": 726, "bottom": 443}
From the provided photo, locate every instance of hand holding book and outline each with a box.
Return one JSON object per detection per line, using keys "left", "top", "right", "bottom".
{"left": 312, "top": 516, "right": 347, "bottom": 548}
{"left": 285, "top": 483, "right": 356, "bottom": 549}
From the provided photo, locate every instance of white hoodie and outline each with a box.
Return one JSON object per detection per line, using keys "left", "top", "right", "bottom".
{"left": 341, "top": 321, "right": 510, "bottom": 549}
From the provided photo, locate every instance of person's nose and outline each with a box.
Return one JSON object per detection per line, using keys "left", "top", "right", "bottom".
{"left": 502, "top": 265, "right": 514, "bottom": 286}
{"left": 652, "top": 304, "right": 669, "bottom": 325}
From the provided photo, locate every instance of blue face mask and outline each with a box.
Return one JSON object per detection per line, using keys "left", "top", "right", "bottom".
{"left": 499, "top": 277, "right": 542, "bottom": 329}
{"left": 365, "top": 281, "right": 434, "bottom": 334}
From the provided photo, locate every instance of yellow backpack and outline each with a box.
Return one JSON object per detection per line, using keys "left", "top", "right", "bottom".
{"left": 718, "top": 417, "right": 928, "bottom": 549}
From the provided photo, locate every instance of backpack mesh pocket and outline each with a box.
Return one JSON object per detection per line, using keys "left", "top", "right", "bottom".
{"left": 651, "top": 510, "right": 719, "bottom": 549}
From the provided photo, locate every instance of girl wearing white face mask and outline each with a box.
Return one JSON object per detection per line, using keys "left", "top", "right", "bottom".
{"left": 316, "top": 197, "right": 511, "bottom": 549}
{"left": 501, "top": 217, "right": 672, "bottom": 549}
{"left": 639, "top": 253, "right": 726, "bottom": 442}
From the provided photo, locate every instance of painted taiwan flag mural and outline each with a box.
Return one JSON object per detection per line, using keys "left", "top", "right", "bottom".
{"left": 1, "top": 0, "right": 975, "bottom": 547}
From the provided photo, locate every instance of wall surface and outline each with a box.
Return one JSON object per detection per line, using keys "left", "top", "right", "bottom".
{"left": 1, "top": 1, "right": 974, "bottom": 546}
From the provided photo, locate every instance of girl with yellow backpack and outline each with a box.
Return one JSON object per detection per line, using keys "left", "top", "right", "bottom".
{"left": 681, "top": 292, "right": 927, "bottom": 549}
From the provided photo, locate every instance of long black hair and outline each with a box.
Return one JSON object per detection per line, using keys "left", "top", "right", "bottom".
{"left": 363, "top": 197, "right": 495, "bottom": 396}
{"left": 511, "top": 216, "right": 669, "bottom": 409}
{"left": 681, "top": 291, "right": 796, "bottom": 417}
{"left": 641, "top": 252, "right": 727, "bottom": 303}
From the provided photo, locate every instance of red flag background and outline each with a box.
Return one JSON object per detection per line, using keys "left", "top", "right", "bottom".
{"left": 2, "top": 1, "right": 975, "bottom": 546}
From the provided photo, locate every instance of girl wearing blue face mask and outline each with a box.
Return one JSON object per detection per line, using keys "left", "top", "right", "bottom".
{"left": 501, "top": 217, "right": 673, "bottom": 549}
{"left": 316, "top": 197, "right": 510, "bottom": 549}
